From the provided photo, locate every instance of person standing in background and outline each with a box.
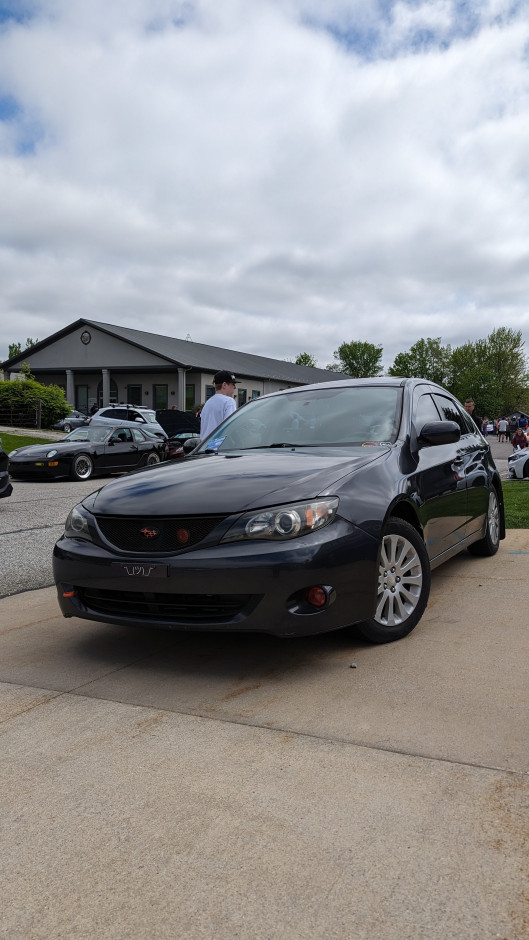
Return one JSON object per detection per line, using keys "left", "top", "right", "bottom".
{"left": 463, "top": 399, "right": 482, "bottom": 432}
{"left": 199, "top": 371, "right": 239, "bottom": 440}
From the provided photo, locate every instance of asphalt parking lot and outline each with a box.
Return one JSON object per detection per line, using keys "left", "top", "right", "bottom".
{"left": 1, "top": 429, "right": 528, "bottom": 938}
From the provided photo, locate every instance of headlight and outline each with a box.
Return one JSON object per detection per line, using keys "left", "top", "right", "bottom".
{"left": 64, "top": 504, "right": 92, "bottom": 540}
{"left": 46, "top": 449, "right": 58, "bottom": 458}
{"left": 221, "top": 497, "right": 339, "bottom": 543}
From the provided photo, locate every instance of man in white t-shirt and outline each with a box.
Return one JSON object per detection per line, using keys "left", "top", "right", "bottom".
{"left": 199, "top": 370, "right": 239, "bottom": 440}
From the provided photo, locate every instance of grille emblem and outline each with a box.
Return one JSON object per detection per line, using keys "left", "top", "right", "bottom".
{"left": 140, "top": 526, "right": 159, "bottom": 539}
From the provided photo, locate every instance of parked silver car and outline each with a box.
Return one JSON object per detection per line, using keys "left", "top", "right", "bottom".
{"left": 88, "top": 405, "right": 167, "bottom": 439}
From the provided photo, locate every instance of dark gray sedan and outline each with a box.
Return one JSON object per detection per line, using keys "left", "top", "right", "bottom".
{"left": 53, "top": 410, "right": 89, "bottom": 433}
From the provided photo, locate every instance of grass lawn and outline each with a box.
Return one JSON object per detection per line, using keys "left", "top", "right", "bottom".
{"left": 0, "top": 431, "right": 58, "bottom": 453}
{"left": 501, "top": 481, "right": 529, "bottom": 529}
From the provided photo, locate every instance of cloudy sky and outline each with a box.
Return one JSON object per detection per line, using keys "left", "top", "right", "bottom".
{"left": 1, "top": 0, "right": 528, "bottom": 370}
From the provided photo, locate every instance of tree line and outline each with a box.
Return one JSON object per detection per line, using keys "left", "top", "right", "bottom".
{"left": 294, "top": 328, "right": 529, "bottom": 418}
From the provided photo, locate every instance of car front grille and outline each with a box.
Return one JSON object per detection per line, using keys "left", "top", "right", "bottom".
{"left": 77, "top": 587, "right": 255, "bottom": 623}
{"left": 96, "top": 514, "right": 228, "bottom": 552}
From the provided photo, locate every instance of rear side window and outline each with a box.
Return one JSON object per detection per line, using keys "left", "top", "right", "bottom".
{"left": 102, "top": 408, "right": 127, "bottom": 419}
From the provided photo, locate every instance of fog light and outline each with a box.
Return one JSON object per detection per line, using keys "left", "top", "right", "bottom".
{"left": 307, "top": 586, "right": 328, "bottom": 608}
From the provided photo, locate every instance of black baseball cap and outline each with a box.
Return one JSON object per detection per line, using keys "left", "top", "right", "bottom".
{"left": 213, "top": 370, "right": 239, "bottom": 384}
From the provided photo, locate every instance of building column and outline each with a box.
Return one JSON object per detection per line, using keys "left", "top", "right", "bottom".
{"left": 177, "top": 368, "right": 187, "bottom": 411}
{"left": 102, "top": 368, "right": 110, "bottom": 406}
{"left": 66, "top": 369, "right": 75, "bottom": 406}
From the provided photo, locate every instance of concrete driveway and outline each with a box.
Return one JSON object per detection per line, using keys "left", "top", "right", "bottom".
{"left": 1, "top": 530, "right": 528, "bottom": 939}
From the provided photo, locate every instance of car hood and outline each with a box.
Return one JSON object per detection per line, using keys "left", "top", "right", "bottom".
{"left": 10, "top": 442, "right": 90, "bottom": 458}
{"left": 87, "top": 447, "right": 388, "bottom": 515}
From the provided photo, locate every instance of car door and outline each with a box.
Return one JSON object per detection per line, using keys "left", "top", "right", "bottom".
{"left": 432, "top": 393, "right": 490, "bottom": 540}
{"left": 410, "top": 390, "right": 469, "bottom": 561}
{"left": 131, "top": 427, "right": 154, "bottom": 466}
{"left": 103, "top": 428, "right": 139, "bottom": 471}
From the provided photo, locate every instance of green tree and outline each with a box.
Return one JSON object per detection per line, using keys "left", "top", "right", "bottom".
{"left": 328, "top": 341, "right": 383, "bottom": 378}
{"left": 8, "top": 337, "right": 39, "bottom": 360}
{"left": 0, "top": 378, "right": 69, "bottom": 428}
{"left": 450, "top": 328, "right": 529, "bottom": 417}
{"left": 388, "top": 337, "right": 452, "bottom": 386}
{"left": 294, "top": 352, "right": 318, "bottom": 367}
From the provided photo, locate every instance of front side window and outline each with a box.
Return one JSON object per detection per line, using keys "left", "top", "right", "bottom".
{"left": 433, "top": 395, "right": 472, "bottom": 434}
{"left": 111, "top": 428, "right": 133, "bottom": 443}
{"left": 414, "top": 394, "right": 441, "bottom": 431}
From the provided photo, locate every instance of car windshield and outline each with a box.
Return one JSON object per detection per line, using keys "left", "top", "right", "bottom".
{"left": 142, "top": 411, "right": 157, "bottom": 423}
{"left": 196, "top": 385, "right": 402, "bottom": 452}
{"left": 64, "top": 427, "right": 110, "bottom": 443}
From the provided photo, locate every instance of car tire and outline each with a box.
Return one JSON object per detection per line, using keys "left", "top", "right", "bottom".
{"left": 356, "top": 519, "right": 431, "bottom": 644}
{"left": 63, "top": 423, "right": 72, "bottom": 433}
{"left": 71, "top": 454, "right": 93, "bottom": 481}
{"left": 468, "top": 487, "right": 501, "bottom": 557}
{"left": 523, "top": 460, "right": 529, "bottom": 479}
{"left": 146, "top": 452, "right": 161, "bottom": 466}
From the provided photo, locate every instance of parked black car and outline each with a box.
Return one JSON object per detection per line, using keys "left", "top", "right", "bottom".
{"left": 9, "top": 425, "right": 164, "bottom": 481}
{"left": 53, "top": 378, "right": 504, "bottom": 643}
{"left": 0, "top": 440, "right": 13, "bottom": 499}
{"left": 53, "top": 410, "right": 89, "bottom": 433}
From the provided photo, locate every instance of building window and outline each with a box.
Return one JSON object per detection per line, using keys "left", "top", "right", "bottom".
{"left": 127, "top": 384, "right": 142, "bottom": 405}
{"left": 251, "top": 390, "right": 260, "bottom": 400}
{"left": 153, "top": 384, "right": 168, "bottom": 410}
{"left": 205, "top": 385, "right": 215, "bottom": 400}
{"left": 186, "top": 384, "right": 195, "bottom": 410}
{"left": 238, "top": 388, "right": 247, "bottom": 407}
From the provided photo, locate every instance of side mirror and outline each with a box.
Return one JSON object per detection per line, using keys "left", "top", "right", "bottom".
{"left": 134, "top": 417, "right": 145, "bottom": 423}
{"left": 183, "top": 437, "right": 201, "bottom": 454}
{"left": 418, "top": 420, "right": 460, "bottom": 447}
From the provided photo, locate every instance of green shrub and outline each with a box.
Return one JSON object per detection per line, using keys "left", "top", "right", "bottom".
{"left": 0, "top": 379, "right": 70, "bottom": 428}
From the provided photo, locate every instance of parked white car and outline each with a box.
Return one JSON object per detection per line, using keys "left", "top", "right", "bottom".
{"left": 508, "top": 447, "right": 529, "bottom": 480}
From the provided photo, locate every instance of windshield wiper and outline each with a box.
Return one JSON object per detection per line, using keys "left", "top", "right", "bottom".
{"left": 243, "top": 442, "right": 316, "bottom": 449}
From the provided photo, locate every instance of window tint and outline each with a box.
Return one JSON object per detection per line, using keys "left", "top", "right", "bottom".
{"left": 432, "top": 395, "right": 469, "bottom": 434}
{"left": 103, "top": 408, "right": 127, "bottom": 419}
{"left": 415, "top": 394, "right": 441, "bottom": 430}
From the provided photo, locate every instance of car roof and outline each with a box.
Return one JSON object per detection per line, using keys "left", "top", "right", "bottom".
{"left": 256, "top": 376, "right": 429, "bottom": 400}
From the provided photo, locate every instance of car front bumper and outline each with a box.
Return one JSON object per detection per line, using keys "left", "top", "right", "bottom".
{"left": 9, "top": 459, "right": 70, "bottom": 479}
{"left": 53, "top": 520, "right": 380, "bottom": 637}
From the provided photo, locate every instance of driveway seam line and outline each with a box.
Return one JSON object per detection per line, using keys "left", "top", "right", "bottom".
{"left": 61, "top": 688, "right": 529, "bottom": 779}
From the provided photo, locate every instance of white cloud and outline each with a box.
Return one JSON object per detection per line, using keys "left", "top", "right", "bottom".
{"left": 1, "top": 0, "right": 529, "bottom": 371}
